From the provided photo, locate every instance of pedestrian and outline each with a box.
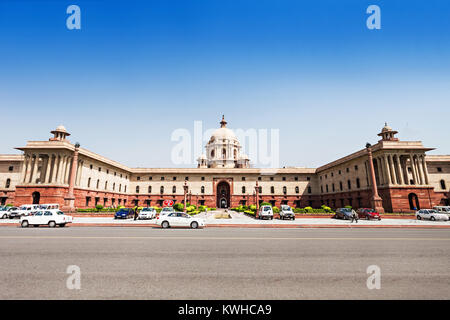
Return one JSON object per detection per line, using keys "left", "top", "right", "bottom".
{"left": 133, "top": 206, "right": 138, "bottom": 220}
{"left": 350, "top": 210, "right": 358, "bottom": 223}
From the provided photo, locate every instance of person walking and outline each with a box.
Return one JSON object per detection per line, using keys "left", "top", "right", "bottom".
{"left": 133, "top": 206, "right": 139, "bottom": 220}
{"left": 350, "top": 209, "right": 358, "bottom": 223}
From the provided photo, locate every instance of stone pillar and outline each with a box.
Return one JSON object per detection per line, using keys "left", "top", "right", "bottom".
{"left": 417, "top": 155, "right": 425, "bottom": 185}
{"left": 44, "top": 154, "right": 52, "bottom": 183}
{"left": 75, "top": 160, "right": 83, "bottom": 186}
{"left": 64, "top": 145, "right": 80, "bottom": 212}
{"left": 51, "top": 155, "right": 59, "bottom": 184}
{"left": 421, "top": 156, "right": 429, "bottom": 185}
{"left": 21, "top": 155, "right": 29, "bottom": 183}
{"left": 388, "top": 155, "right": 397, "bottom": 185}
{"left": 395, "top": 155, "right": 404, "bottom": 185}
{"left": 31, "top": 154, "right": 39, "bottom": 184}
{"left": 64, "top": 156, "right": 72, "bottom": 184}
{"left": 383, "top": 155, "right": 391, "bottom": 185}
{"left": 366, "top": 146, "right": 384, "bottom": 214}
{"left": 409, "top": 154, "right": 418, "bottom": 185}
{"left": 57, "top": 155, "right": 65, "bottom": 184}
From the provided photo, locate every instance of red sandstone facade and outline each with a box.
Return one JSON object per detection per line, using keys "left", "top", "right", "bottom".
{"left": 0, "top": 123, "right": 449, "bottom": 212}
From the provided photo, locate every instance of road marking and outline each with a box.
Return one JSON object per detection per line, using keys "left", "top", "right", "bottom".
{"left": 0, "top": 236, "right": 449, "bottom": 241}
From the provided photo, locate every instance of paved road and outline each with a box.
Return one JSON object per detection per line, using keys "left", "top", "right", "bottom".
{"left": 0, "top": 227, "right": 449, "bottom": 299}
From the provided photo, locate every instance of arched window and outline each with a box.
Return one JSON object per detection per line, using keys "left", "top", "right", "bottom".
{"left": 339, "top": 181, "right": 343, "bottom": 191}
{"left": 282, "top": 186, "right": 287, "bottom": 194}
{"left": 307, "top": 186, "right": 311, "bottom": 194}
{"left": 136, "top": 186, "right": 140, "bottom": 193}
{"left": 124, "top": 186, "right": 127, "bottom": 192}
{"left": 172, "top": 186, "right": 176, "bottom": 193}
{"left": 96, "top": 179, "right": 100, "bottom": 189}
{"left": 105, "top": 181, "right": 108, "bottom": 190}
{"left": 87, "top": 177, "right": 91, "bottom": 188}
{"left": 242, "top": 186, "right": 246, "bottom": 194}
{"left": 148, "top": 186, "right": 152, "bottom": 193}
{"left": 119, "top": 184, "right": 122, "bottom": 192}
{"left": 295, "top": 186, "right": 299, "bottom": 194}
{"left": 347, "top": 180, "right": 351, "bottom": 190}
{"left": 270, "top": 186, "right": 275, "bottom": 194}
{"left": 222, "top": 148, "right": 226, "bottom": 158}
{"left": 441, "top": 180, "right": 447, "bottom": 190}
{"left": 201, "top": 186, "right": 205, "bottom": 193}
{"left": 211, "top": 150, "right": 215, "bottom": 158}
{"left": 332, "top": 183, "right": 335, "bottom": 192}
{"left": 5, "top": 178, "right": 11, "bottom": 188}
{"left": 326, "top": 185, "right": 329, "bottom": 192}
{"left": 113, "top": 183, "right": 115, "bottom": 191}
{"left": 356, "top": 178, "right": 360, "bottom": 189}
{"left": 160, "top": 186, "right": 164, "bottom": 194}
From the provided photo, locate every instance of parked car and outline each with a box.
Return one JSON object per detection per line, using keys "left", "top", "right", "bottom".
{"left": 156, "top": 212, "right": 205, "bottom": 229}
{"left": 334, "top": 208, "right": 354, "bottom": 220}
{"left": 160, "top": 206, "right": 175, "bottom": 216}
{"left": 416, "top": 209, "right": 449, "bottom": 221}
{"left": 279, "top": 205, "right": 295, "bottom": 220}
{"left": 11, "top": 205, "right": 41, "bottom": 218}
{"left": 20, "top": 209, "right": 73, "bottom": 228}
{"left": 258, "top": 205, "right": 274, "bottom": 220}
{"left": 0, "top": 206, "right": 10, "bottom": 219}
{"left": 138, "top": 207, "right": 156, "bottom": 220}
{"left": 39, "top": 203, "right": 60, "bottom": 210}
{"left": 114, "top": 208, "right": 134, "bottom": 219}
{"left": 356, "top": 208, "right": 381, "bottom": 220}
{"left": 433, "top": 206, "right": 450, "bottom": 218}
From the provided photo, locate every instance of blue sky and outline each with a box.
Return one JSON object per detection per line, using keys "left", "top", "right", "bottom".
{"left": 1, "top": 0, "right": 449, "bottom": 168}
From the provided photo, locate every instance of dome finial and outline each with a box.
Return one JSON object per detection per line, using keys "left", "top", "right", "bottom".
{"left": 220, "top": 115, "right": 227, "bottom": 128}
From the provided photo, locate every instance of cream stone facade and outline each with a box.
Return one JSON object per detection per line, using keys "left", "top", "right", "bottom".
{"left": 0, "top": 119, "right": 449, "bottom": 212}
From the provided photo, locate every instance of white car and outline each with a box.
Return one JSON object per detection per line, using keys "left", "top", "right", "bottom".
{"left": 415, "top": 209, "right": 449, "bottom": 221}
{"left": 159, "top": 206, "right": 175, "bottom": 216}
{"left": 279, "top": 205, "right": 295, "bottom": 220}
{"left": 258, "top": 205, "right": 274, "bottom": 220}
{"left": 138, "top": 207, "right": 156, "bottom": 219}
{"left": 20, "top": 209, "right": 73, "bottom": 228}
{"left": 433, "top": 206, "right": 450, "bottom": 218}
{"left": 11, "top": 204, "right": 41, "bottom": 218}
{"left": 156, "top": 212, "right": 205, "bottom": 229}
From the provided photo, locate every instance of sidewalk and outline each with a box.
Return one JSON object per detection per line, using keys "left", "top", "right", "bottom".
{"left": 1, "top": 210, "right": 449, "bottom": 229}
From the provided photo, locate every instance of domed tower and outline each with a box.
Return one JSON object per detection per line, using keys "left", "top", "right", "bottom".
{"left": 377, "top": 122, "right": 399, "bottom": 142}
{"left": 49, "top": 125, "right": 70, "bottom": 142}
{"left": 199, "top": 115, "right": 250, "bottom": 168}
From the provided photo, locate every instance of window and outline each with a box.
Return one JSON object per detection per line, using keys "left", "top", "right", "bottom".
{"left": 295, "top": 186, "right": 299, "bottom": 194}
{"left": 332, "top": 183, "right": 335, "bottom": 192}
{"left": 96, "top": 180, "right": 100, "bottom": 189}
{"left": 90, "top": 165, "right": 93, "bottom": 169}
{"left": 355, "top": 165, "right": 358, "bottom": 171}
{"left": 8, "top": 166, "right": 13, "bottom": 172}
{"left": 201, "top": 186, "right": 205, "bottom": 194}
{"left": 137, "top": 176, "right": 140, "bottom": 181}
{"left": 356, "top": 178, "right": 361, "bottom": 189}
{"left": 307, "top": 177, "right": 310, "bottom": 181}
{"left": 242, "top": 186, "right": 246, "bottom": 193}
{"left": 119, "top": 184, "right": 122, "bottom": 192}
{"left": 338, "top": 170, "right": 341, "bottom": 175}
{"left": 173, "top": 177, "right": 176, "bottom": 181}
{"left": 295, "top": 177, "right": 299, "bottom": 181}
{"left": 106, "top": 170, "right": 109, "bottom": 174}
{"left": 185, "top": 177, "right": 189, "bottom": 181}
{"left": 148, "top": 186, "right": 152, "bottom": 193}
{"left": 161, "top": 177, "right": 165, "bottom": 181}
{"left": 331, "top": 173, "right": 334, "bottom": 177}
{"left": 258, "top": 177, "right": 262, "bottom": 181}
{"left": 5, "top": 179, "right": 11, "bottom": 188}
{"left": 98, "top": 167, "right": 101, "bottom": 172}
{"left": 271, "top": 186, "right": 275, "bottom": 194}
{"left": 136, "top": 186, "right": 140, "bottom": 193}
{"left": 307, "top": 186, "right": 311, "bottom": 194}
{"left": 114, "top": 172, "right": 116, "bottom": 176}
{"left": 437, "top": 167, "right": 442, "bottom": 172}
{"left": 347, "top": 180, "right": 351, "bottom": 190}
{"left": 201, "top": 177, "right": 205, "bottom": 181}
{"left": 321, "top": 186, "right": 323, "bottom": 193}
{"left": 346, "top": 168, "right": 349, "bottom": 173}
{"left": 124, "top": 186, "right": 127, "bottom": 192}
{"left": 105, "top": 181, "right": 108, "bottom": 190}
{"left": 113, "top": 183, "right": 115, "bottom": 191}
{"left": 242, "top": 177, "right": 246, "bottom": 181}
{"left": 325, "top": 174, "right": 327, "bottom": 179}
{"left": 339, "top": 181, "right": 343, "bottom": 191}
{"left": 283, "top": 186, "right": 287, "bottom": 194}
{"left": 441, "top": 180, "right": 447, "bottom": 190}
{"left": 160, "top": 186, "right": 164, "bottom": 194}
{"left": 172, "top": 186, "right": 176, "bottom": 193}
{"left": 282, "top": 177, "right": 286, "bottom": 181}
{"left": 149, "top": 176, "right": 152, "bottom": 180}
{"left": 326, "top": 185, "right": 329, "bottom": 192}
{"left": 88, "top": 178, "right": 91, "bottom": 187}
{"left": 270, "top": 177, "right": 274, "bottom": 181}
{"left": 258, "top": 186, "right": 262, "bottom": 193}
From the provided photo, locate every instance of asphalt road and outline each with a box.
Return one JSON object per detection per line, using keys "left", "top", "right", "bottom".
{"left": 0, "top": 227, "right": 449, "bottom": 299}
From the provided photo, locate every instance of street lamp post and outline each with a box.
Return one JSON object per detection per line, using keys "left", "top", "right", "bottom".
{"left": 366, "top": 143, "right": 385, "bottom": 214}
{"left": 254, "top": 180, "right": 260, "bottom": 218}
{"left": 183, "top": 180, "right": 189, "bottom": 212}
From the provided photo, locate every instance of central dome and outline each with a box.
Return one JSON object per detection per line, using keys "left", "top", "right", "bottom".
{"left": 208, "top": 115, "right": 238, "bottom": 142}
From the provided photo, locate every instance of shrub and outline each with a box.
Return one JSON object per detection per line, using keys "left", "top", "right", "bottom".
{"left": 6, "top": 203, "right": 13, "bottom": 207}
{"left": 198, "top": 205, "right": 207, "bottom": 212}
{"left": 272, "top": 206, "right": 280, "bottom": 213}
{"left": 173, "top": 203, "right": 184, "bottom": 211}
{"left": 321, "top": 205, "right": 333, "bottom": 213}
{"left": 260, "top": 202, "right": 272, "bottom": 207}
{"left": 345, "top": 205, "right": 352, "bottom": 209}
{"left": 95, "top": 204, "right": 104, "bottom": 211}
{"left": 249, "top": 205, "right": 257, "bottom": 212}
{"left": 244, "top": 210, "right": 255, "bottom": 215}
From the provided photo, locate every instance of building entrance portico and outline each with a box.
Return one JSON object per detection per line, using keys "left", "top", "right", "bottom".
{"left": 216, "top": 180, "right": 231, "bottom": 209}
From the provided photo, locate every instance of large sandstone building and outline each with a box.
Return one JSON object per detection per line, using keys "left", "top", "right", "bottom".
{"left": 0, "top": 118, "right": 449, "bottom": 212}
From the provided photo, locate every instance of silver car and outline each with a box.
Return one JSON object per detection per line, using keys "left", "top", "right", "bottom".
{"left": 258, "top": 205, "right": 273, "bottom": 220}
{"left": 416, "top": 209, "right": 449, "bottom": 221}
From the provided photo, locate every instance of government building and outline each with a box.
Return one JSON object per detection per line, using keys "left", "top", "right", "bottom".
{"left": 0, "top": 117, "right": 449, "bottom": 213}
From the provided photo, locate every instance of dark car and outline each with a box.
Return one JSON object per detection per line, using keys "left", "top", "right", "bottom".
{"left": 334, "top": 208, "right": 353, "bottom": 220}
{"left": 114, "top": 208, "right": 133, "bottom": 219}
{"left": 356, "top": 208, "right": 381, "bottom": 220}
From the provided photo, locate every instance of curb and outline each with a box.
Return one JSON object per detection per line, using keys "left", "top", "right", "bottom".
{"left": 1, "top": 223, "right": 449, "bottom": 229}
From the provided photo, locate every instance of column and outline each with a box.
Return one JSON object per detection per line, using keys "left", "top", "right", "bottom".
{"left": 377, "top": 157, "right": 384, "bottom": 185}
{"left": 64, "top": 144, "right": 80, "bottom": 212}
{"left": 409, "top": 154, "right": 418, "bottom": 185}
{"left": 52, "top": 155, "right": 59, "bottom": 184}
{"left": 383, "top": 155, "right": 391, "bottom": 185}
{"left": 64, "top": 156, "right": 72, "bottom": 184}
{"left": 366, "top": 146, "right": 384, "bottom": 214}
{"left": 395, "top": 155, "right": 404, "bottom": 185}
{"left": 421, "top": 156, "right": 429, "bottom": 185}
{"left": 76, "top": 161, "right": 83, "bottom": 186}
{"left": 417, "top": 155, "right": 425, "bottom": 185}
{"left": 57, "top": 155, "right": 65, "bottom": 184}
{"left": 21, "top": 155, "right": 29, "bottom": 183}
{"left": 31, "top": 154, "right": 39, "bottom": 184}
{"left": 44, "top": 154, "right": 52, "bottom": 183}
{"left": 388, "top": 155, "right": 397, "bottom": 185}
